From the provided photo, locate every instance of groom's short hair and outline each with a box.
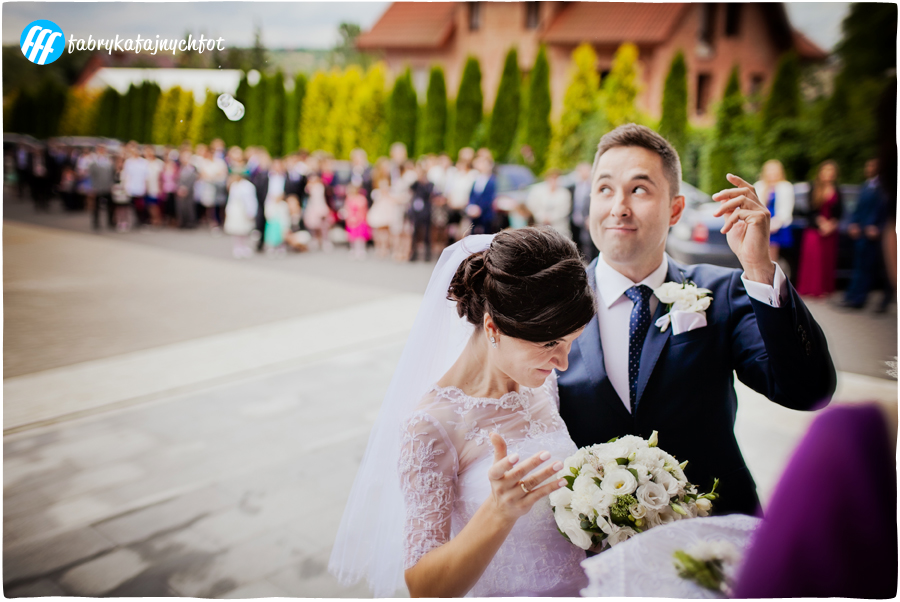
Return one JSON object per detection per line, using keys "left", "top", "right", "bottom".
{"left": 591, "top": 124, "right": 682, "bottom": 199}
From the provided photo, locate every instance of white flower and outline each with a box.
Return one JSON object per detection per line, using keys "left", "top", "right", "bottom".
{"left": 636, "top": 482, "right": 670, "bottom": 510}
{"left": 634, "top": 447, "right": 666, "bottom": 470}
{"left": 654, "top": 469, "right": 682, "bottom": 496}
{"left": 571, "top": 474, "right": 606, "bottom": 518}
{"left": 687, "top": 540, "right": 740, "bottom": 564}
{"left": 555, "top": 505, "right": 592, "bottom": 550}
{"left": 695, "top": 498, "right": 712, "bottom": 516}
{"left": 656, "top": 505, "right": 678, "bottom": 525}
{"left": 653, "top": 282, "right": 712, "bottom": 332}
{"left": 549, "top": 485, "right": 574, "bottom": 509}
{"left": 648, "top": 430, "right": 659, "bottom": 447}
{"left": 629, "top": 463, "right": 653, "bottom": 485}
{"left": 606, "top": 525, "right": 637, "bottom": 546}
{"left": 629, "top": 503, "right": 647, "bottom": 519}
{"left": 600, "top": 468, "right": 638, "bottom": 496}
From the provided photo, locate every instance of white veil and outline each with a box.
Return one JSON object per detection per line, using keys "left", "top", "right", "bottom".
{"left": 328, "top": 234, "right": 494, "bottom": 596}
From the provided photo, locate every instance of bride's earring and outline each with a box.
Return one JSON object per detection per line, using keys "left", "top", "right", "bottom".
{"left": 490, "top": 335, "right": 497, "bottom": 348}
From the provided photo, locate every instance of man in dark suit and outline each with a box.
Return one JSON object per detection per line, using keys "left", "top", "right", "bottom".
{"left": 843, "top": 158, "right": 891, "bottom": 311}
{"left": 558, "top": 124, "right": 836, "bottom": 517}
{"left": 467, "top": 155, "right": 497, "bottom": 234}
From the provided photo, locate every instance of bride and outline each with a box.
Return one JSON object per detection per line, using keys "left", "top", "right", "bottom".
{"left": 329, "top": 227, "right": 596, "bottom": 597}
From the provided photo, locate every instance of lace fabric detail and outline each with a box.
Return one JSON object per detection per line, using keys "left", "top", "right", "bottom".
{"left": 399, "top": 412, "right": 459, "bottom": 570}
{"left": 398, "top": 372, "right": 586, "bottom": 595}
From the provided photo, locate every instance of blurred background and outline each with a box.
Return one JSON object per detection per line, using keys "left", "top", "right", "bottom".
{"left": 3, "top": 2, "right": 897, "bottom": 598}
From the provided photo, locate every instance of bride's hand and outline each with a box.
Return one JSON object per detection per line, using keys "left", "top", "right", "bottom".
{"left": 486, "top": 433, "right": 567, "bottom": 522}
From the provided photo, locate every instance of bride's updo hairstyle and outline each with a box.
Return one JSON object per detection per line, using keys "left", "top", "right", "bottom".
{"left": 448, "top": 227, "right": 595, "bottom": 342}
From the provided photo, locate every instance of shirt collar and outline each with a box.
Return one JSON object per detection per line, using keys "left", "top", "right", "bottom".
{"left": 594, "top": 253, "right": 669, "bottom": 309}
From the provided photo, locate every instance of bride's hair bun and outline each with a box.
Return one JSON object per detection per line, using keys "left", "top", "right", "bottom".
{"left": 447, "top": 227, "right": 596, "bottom": 342}
{"left": 447, "top": 250, "right": 489, "bottom": 324}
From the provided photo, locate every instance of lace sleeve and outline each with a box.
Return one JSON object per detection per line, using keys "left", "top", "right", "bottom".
{"left": 399, "top": 411, "right": 459, "bottom": 570}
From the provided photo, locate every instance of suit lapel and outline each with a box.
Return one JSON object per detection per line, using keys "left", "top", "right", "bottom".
{"left": 635, "top": 257, "right": 685, "bottom": 407}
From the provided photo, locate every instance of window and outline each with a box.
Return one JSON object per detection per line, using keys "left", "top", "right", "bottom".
{"left": 468, "top": 2, "right": 482, "bottom": 31}
{"left": 749, "top": 74, "right": 764, "bottom": 96}
{"left": 525, "top": 2, "right": 540, "bottom": 29}
{"left": 749, "top": 74, "right": 765, "bottom": 110}
{"left": 725, "top": 3, "right": 742, "bottom": 37}
{"left": 696, "top": 73, "right": 712, "bottom": 115}
{"left": 698, "top": 4, "right": 716, "bottom": 46}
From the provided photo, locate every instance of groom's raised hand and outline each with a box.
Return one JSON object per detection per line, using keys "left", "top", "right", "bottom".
{"left": 712, "top": 173, "right": 776, "bottom": 285}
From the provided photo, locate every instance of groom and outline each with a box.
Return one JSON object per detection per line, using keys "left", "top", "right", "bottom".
{"left": 557, "top": 124, "right": 836, "bottom": 516}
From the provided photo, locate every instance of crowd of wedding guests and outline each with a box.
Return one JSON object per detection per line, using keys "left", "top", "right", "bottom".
{"left": 7, "top": 139, "right": 895, "bottom": 309}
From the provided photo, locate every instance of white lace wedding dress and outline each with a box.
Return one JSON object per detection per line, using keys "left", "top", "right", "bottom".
{"left": 399, "top": 370, "right": 588, "bottom": 597}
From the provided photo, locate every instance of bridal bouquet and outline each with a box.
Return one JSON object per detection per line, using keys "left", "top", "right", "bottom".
{"left": 549, "top": 431, "right": 718, "bottom": 551}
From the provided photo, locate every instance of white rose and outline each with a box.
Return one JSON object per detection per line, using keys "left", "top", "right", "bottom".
{"left": 642, "top": 509, "right": 661, "bottom": 528}
{"left": 571, "top": 474, "right": 605, "bottom": 518}
{"left": 635, "top": 448, "right": 665, "bottom": 470}
{"left": 656, "top": 506, "right": 678, "bottom": 525}
{"left": 695, "top": 497, "right": 712, "bottom": 516}
{"left": 654, "top": 282, "right": 686, "bottom": 304}
{"left": 636, "top": 482, "right": 670, "bottom": 510}
{"left": 654, "top": 470, "right": 681, "bottom": 496}
{"left": 629, "top": 463, "right": 652, "bottom": 485}
{"left": 606, "top": 525, "right": 637, "bottom": 546}
{"left": 555, "top": 506, "right": 592, "bottom": 550}
{"left": 629, "top": 503, "right": 647, "bottom": 519}
{"left": 600, "top": 468, "right": 638, "bottom": 496}
{"left": 549, "top": 486, "right": 574, "bottom": 509}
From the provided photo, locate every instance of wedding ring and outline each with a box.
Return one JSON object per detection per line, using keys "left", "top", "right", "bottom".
{"left": 519, "top": 481, "right": 530, "bottom": 494}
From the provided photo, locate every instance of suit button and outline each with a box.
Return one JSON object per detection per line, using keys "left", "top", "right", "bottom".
{"left": 805, "top": 341, "right": 812, "bottom": 356}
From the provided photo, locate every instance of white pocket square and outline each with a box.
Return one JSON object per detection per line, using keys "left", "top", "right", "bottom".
{"left": 655, "top": 310, "right": 707, "bottom": 335}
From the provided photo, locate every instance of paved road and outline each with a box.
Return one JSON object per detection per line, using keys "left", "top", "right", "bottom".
{"left": 3, "top": 196, "right": 897, "bottom": 597}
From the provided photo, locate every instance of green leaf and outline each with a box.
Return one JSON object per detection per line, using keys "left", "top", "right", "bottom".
{"left": 616, "top": 458, "right": 628, "bottom": 466}
{"left": 606, "top": 436, "right": 620, "bottom": 443}
{"left": 627, "top": 468, "right": 640, "bottom": 482}
{"left": 564, "top": 475, "right": 576, "bottom": 489}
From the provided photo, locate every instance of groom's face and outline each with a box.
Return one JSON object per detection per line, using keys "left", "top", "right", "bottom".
{"left": 588, "top": 146, "right": 685, "bottom": 274}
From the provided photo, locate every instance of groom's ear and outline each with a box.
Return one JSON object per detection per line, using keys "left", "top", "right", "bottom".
{"left": 669, "top": 195, "right": 685, "bottom": 226}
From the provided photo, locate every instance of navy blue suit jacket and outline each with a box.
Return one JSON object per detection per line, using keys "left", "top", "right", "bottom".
{"left": 469, "top": 177, "right": 496, "bottom": 230}
{"left": 558, "top": 257, "right": 837, "bottom": 516}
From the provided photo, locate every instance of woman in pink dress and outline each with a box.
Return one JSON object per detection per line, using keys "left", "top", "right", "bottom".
{"left": 343, "top": 185, "right": 371, "bottom": 260}
{"left": 796, "top": 161, "right": 844, "bottom": 296}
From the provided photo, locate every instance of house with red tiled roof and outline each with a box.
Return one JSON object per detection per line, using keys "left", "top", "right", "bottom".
{"left": 357, "top": 2, "right": 827, "bottom": 124}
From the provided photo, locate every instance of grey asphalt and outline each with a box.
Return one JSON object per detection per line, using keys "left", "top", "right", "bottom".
{"left": 3, "top": 193, "right": 897, "bottom": 597}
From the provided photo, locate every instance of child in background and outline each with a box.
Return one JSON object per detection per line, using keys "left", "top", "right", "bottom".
{"left": 264, "top": 193, "right": 291, "bottom": 256}
{"left": 304, "top": 173, "right": 333, "bottom": 251}
{"left": 343, "top": 184, "right": 371, "bottom": 260}
{"left": 223, "top": 172, "right": 258, "bottom": 258}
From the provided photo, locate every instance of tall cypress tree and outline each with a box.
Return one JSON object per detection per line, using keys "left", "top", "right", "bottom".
{"left": 264, "top": 71, "right": 286, "bottom": 156}
{"left": 454, "top": 56, "right": 483, "bottom": 155}
{"left": 704, "top": 66, "right": 744, "bottom": 193}
{"left": 762, "top": 51, "right": 800, "bottom": 128}
{"left": 488, "top": 48, "right": 521, "bottom": 162}
{"left": 526, "top": 45, "right": 552, "bottom": 173}
{"left": 290, "top": 73, "right": 307, "bottom": 151}
{"left": 143, "top": 83, "right": 162, "bottom": 143}
{"left": 230, "top": 74, "right": 250, "bottom": 147}
{"left": 422, "top": 66, "right": 448, "bottom": 154}
{"left": 243, "top": 73, "right": 265, "bottom": 147}
{"left": 659, "top": 51, "right": 688, "bottom": 159}
{"left": 388, "top": 69, "right": 418, "bottom": 156}
{"left": 115, "top": 84, "right": 133, "bottom": 142}
{"left": 95, "top": 87, "right": 120, "bottom": 138}
{"left": 551, "top": 43, "right": 600, "bottom": 170}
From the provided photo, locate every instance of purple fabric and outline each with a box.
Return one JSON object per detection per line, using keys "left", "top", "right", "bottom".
{"left": 734, "top": 404, "right": 897, "bottom": 598}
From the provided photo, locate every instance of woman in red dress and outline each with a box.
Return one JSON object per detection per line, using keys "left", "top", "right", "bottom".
{"left": 797, "top": 161, "right": 844, "bottom": 296}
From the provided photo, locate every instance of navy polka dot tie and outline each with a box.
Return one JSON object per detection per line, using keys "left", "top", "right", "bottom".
{"left": 625, "top": 285, "right": 654, "bottom": 413}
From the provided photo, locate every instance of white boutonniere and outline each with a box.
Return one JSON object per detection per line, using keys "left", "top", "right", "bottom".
{"left": 653, "top": 279, "right": 713, "bottom": 334}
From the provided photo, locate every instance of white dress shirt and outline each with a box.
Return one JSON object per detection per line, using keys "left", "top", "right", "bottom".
{"left": 594, "top": 253, "right": 788, "bottom": 412}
